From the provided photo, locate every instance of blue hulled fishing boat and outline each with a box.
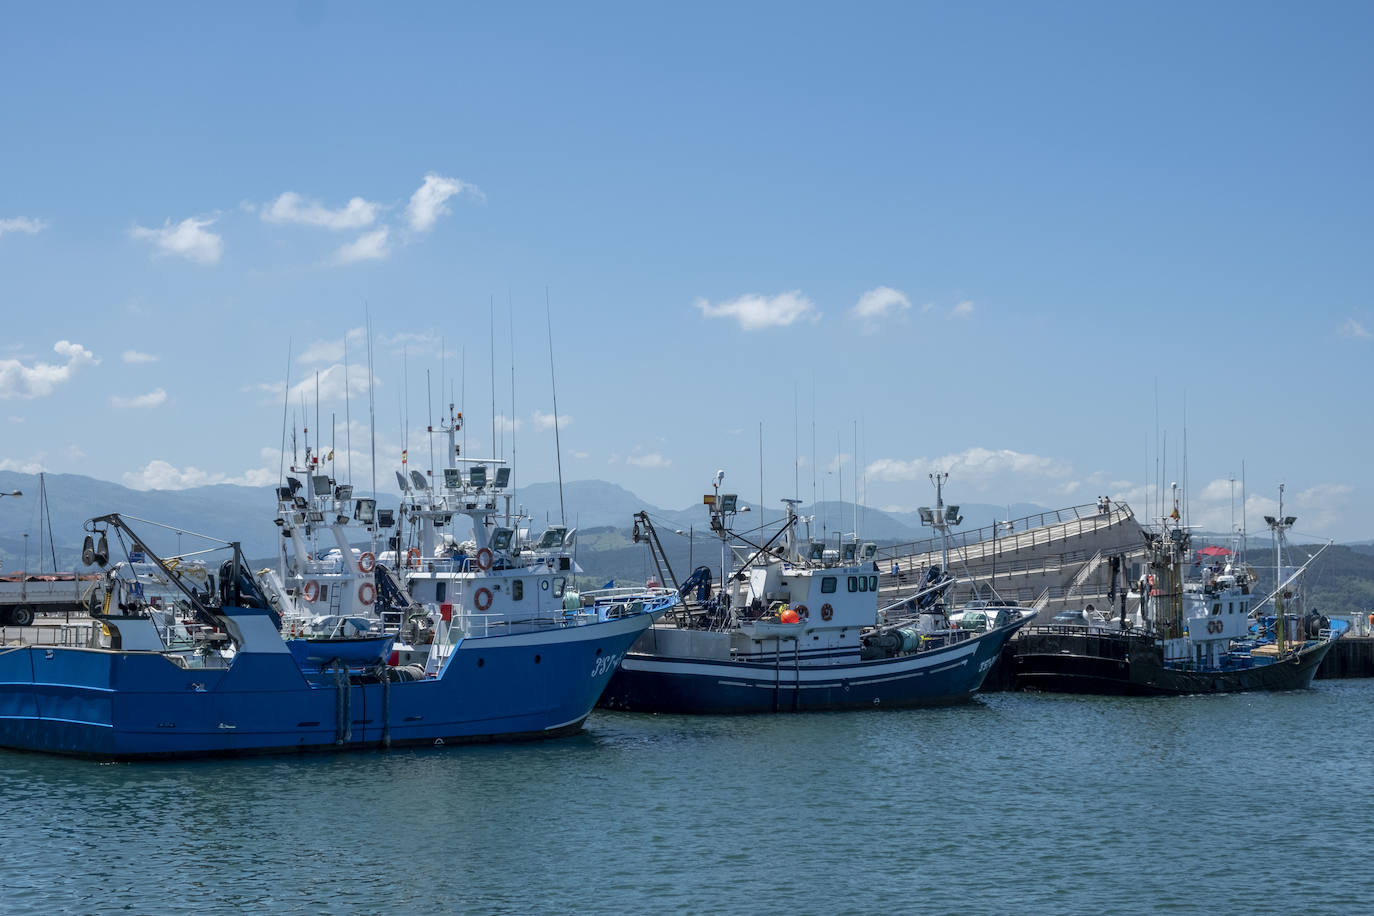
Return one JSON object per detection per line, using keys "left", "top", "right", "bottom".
{"left": 0, "top": 507, "right": 667, "bottom": 759}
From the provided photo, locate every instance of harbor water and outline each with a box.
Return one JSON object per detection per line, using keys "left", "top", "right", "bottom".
{"left": 2, "top": 680, "right": 1371, "bottom": 915}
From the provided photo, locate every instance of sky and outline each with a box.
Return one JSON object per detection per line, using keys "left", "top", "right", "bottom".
{"left": 1, "top": 2, "right": 1371, "bottom": 540}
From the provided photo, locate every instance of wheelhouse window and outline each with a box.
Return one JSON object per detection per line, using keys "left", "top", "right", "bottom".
{"left": 553, "top": 577, "right": 566, "bottom": 598}
{"left": 821, "top": 576, "right": 837, "bottom": 594}
{"left": 847, "top": 576, "right": 858, "bottom": 593}
{"left": 869, "top": 575, "right": 878, "bottom": 591}
{"left": 437, "top": 581, "right": 447, "bottom": 603}
{"left": 858, "top": 576, "right": 868, "bottom": 592}
{"left": 512, "top": 580, "right": 524, "bottom": 601}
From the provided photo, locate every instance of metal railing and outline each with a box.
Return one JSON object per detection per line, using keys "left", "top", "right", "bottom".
{"left": 1, "top": 623, "right": 97, "bottom": 648}
{"left": 878, "top": 501, "right": 1137, "bottom": 564}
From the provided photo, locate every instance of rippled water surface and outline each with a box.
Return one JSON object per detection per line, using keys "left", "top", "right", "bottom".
{"left": 2, "top": 680, "right": 1371, "bottom": 914}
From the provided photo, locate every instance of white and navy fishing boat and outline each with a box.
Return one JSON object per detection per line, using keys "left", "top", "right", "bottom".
{"left": 1011, "top": 484, "right": 1344, "bottom": 694}
{"left": 388, "top": 404, "right": 680, "bottom": 658}
{"left": 599, "top": 473, "right": 1033, "bottom": 714}
{"left": 0, "top": 500, "right": 663, "bottom": 760}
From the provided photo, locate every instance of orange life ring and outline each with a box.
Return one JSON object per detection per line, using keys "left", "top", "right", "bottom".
{"left": 406, "top": 547, "right": 421, "bottom": 569}
{"left": 302, "top": 580, "right": 319, "bottom": 602}
{"left": 1367, "top": 613, "right": 1374, "bottom": 628}
{"left": 357, "top": 551, "right": 376, "bottom": 573}
{"left": 820, "top": 603, "right": 834, "bottom": 621}
{"left": 794, "top": 604, "right": 809, "bottom": 620}
{"left": 358, "top": 582, "right": 377, "bottom": 605}
{"left": 476, "top": 547, "right": 493, "bottom": 571}
{"left": 474, "top": 587, "right": 493, "bottom": 611}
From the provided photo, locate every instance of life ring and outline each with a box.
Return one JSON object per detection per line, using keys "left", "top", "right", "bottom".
{"left": 1147, "top": 574, "right": 1159, "bottom": 597}
{"left": 476, "top": 547, "right": 493, "bottom": 571}
{"left": 820, "top": 603, "right": 834, "bottom": 621}
{"left": 1367, "top": 613, "right": 1374, "bottom": 628}
{"left": 357, "top": 551, "right": 376, "bottom": 573}
{"left": 302, "top": 580, "right": 319, "bottom": 602}
{"left": 794, "top": 604, "right": 809, "bottom": 620}
{"left": 406, "top": 547, "right": 421, "bottom": 569}
{"left": 358, "top": 582, "right": 377, "bottom": 605}
{"left": 474, "top": 587, "right": 493, "bottom": 611}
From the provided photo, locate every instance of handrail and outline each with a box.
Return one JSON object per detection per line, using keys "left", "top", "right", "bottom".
{"left": 879, "top": 501, "right": 1137, "bottom": 564}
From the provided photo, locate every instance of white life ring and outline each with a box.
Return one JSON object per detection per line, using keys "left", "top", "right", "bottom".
{"left": 474, "top": 587, "right": 493, "bottom": 611}
{"left": 358, "top": 582, "right": 377, "bottom": 605}
{"left": 476, "top": 547, "right": 493, "bottom": 571}
{"left": 357, "top": 551, "right": 376, "bottom": 573}
{"left": 302, "top": 580, "right": 319, "bottom": 602}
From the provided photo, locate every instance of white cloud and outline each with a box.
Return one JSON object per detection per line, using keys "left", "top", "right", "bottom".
{"left": 129, "top": 216, "right": 223, "bottom": 264}
{"left": 866, "top": 447, "right": 1069, "bottom": 483}
{"left": 265, "top": 362, "right": 375, "bottom": 405}
{"left": 1340, "top": 319, "right": 1371, "bottom": 339}
{"left": 122, "top": 350, "right": 159, "bottom": 364}
{"left": 110, "top": 388, "right": 168, "bottom": 409}
{"left": 571, "top": 450, "right": 590, "bottom": 460}
{"left": 950, "top": 300, "right": 975, "bottom": 319}
{"left": 0, "top": 340, "right": 99, "bottom": 400}
{"left": 123, "top": 459, "right": 276, "bottom": 491}
{"left": 851, "top": 286, "right": 911, "bottom": 326}
{"left": 0, "top": 456, "right": 46, "bottom": 473}
{"left": 299, "top": 328, "right": 365, "bottom": 364}
{"left": 0, "top": 217, "right": 47, "bottom": 237}
{"left": 532, "top": 410, "right": 572, "bottom": 431}
{"left": 333, "top": 227, "right": 390, "bottom": 264}
{"left": 695, "top": 290, "right": 819, "bottom": 331}
{"left": 262, "top": 191, "right": 380, "bottom": 230}
{"left": 494, "top": 413, "right": 522, "bottom": 436}
{"left": 626, "top": 452, "right": 671, "bottom": 469}
{"left": 406, "top": 173, "right": 474, "bottom": 232}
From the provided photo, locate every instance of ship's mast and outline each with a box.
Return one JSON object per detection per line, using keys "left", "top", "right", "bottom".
{"left": 1265, "top": 484, "right": 1295, "bottom": 655}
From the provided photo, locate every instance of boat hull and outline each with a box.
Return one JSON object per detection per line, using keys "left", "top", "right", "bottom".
{"left": 0, "top": 614, "right": 650, "bottom": 760}
{"left": 1009, "top": 630, "right": 1335, "bottom": 696}
{"left": 599, "top": 620, "right": 1028, "bottom": 714}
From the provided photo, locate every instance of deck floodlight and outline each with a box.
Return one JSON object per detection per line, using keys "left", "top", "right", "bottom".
{"left": 444, "top": 468, "right": 461, "bottom": 488}
{"left": 312, "top": 474, "right": 331, "bottom": 497}
{"left": 335, "top": 484, "right": 353, "bottom": 501}
{"left": 469, "top": 465, "right": 487, "bottom": 488}
{"left": 945, "top": 505, "right": 960, "bottom": 524}
{"left": 720, "top": 494, "right": 738, "bottom": 513}
{"left": 1263, "top": 516, "right": 1276, "bottom": 526}
{"left": 307, "top": 510, "right": 326, "bottom": 523}
{"left": 919, "top": 507, "right": 935, "bottom": 525}
{"left": 410, "top": 470, "right": 429, "bottom": 491}
{"left": 377, "top": 508, "right": 395, "bottom": 528}
{"left": 1284, "top": 516, "right": 1297, "bottom": 526}
{"left": 493, "top": 467, "right": 511, "bottom": 488}
{"left": 354, "top": 498, "right": 376, "bottom": 523}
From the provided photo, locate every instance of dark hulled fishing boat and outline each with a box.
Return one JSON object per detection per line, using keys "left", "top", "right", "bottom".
{"left": 1011, "top": 485, "right": 1343, "bottom": 695}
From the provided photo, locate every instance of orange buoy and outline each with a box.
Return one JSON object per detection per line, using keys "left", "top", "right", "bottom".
{"left": 780, "top": 609, "right": 800, "bottom": 624}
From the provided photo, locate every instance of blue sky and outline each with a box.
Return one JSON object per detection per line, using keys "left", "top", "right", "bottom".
{"left": 1, "top": 2, "right": 1370, "bottom": 539}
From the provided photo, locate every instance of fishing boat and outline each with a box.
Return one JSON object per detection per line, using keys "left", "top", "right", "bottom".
{"left": 598, "top": 472, "right": 1033, "bottom": 714}
{"left": 1010, "top": 484, "right": 1344, "bottom": 694}
{"left": 0, "top": 505, "right": 662, "bottom": 760}
{"left": 388, "top": 404, "right": 679, "bottom": 663}
{"left": 250, "top": 442, "right": 400, "bottom": 671}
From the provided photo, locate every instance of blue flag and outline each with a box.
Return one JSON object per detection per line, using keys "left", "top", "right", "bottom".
{"left": 603, "top": 579, "right": 614, "bottom": 589}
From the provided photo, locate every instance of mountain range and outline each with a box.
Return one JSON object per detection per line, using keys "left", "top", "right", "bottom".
{"left": 0, "top": 469, "right": 1047, "bottom": 571}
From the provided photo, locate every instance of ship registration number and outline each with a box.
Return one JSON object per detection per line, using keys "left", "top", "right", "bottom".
{"left": 591, "top": 652, "right": 623, "bottom": 678}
